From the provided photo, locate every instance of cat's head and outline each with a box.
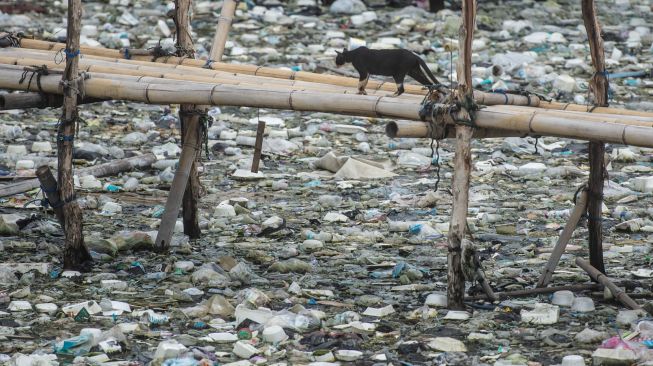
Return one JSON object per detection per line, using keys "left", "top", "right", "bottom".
{"left": 335, "top": 48, "right": 348, "bottom": 66}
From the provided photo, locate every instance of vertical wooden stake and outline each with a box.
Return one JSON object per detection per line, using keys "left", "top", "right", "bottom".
{"left": 36, "top": 165, "right": 64, "bottom": 226}
{"left": 251, "top": 120, "right": 265, "bottom": 173}
{"left": 209, "top": 0, "right": 238, "bottom": 61}
{"left": 60, "top": 0, "right": 92, "bottom": 269}
{"left": 447, "top": 0, "right": 476, "bottom": 310}
{"left": 582, "top": 0, "right": 608, "bottom": 274}
{"left": 536, "top": 190, "right": 588, "bottom": 288}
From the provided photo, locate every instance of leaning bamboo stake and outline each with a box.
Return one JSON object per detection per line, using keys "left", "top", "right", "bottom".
{"left": 209, "top": 0, "right": 237, "bottom": 61}
{"left": 575, "top": 257, "right": 640, "bottom": 309}
{"left": 466, "top": 283, "right": 602, "bottom": 301}
{"left": 582, "top": 0, "right": 608, "bottom": 275}
{"left": 59, "top": 0, "right": 92, "bottom": 270}
{"left": 0, "top": 153, "right": 157, "bottom": 198}
{"left": 537, "top": 190, "right": 588, "bottom": 288}
{"left": 6, "top": 67, "right": 653, "bottom": 147}
{"left": 155, "top": 0, "right": 203, "bottom": 251}
{"left": 446, "top": 0, "right": 477, "bottom": 310}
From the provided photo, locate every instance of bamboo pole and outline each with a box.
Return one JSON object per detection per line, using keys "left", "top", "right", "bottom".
{"left": 575, "top": 257, "right": 640, "bottom": 309}
{"left": 35, "top": 165, "right": 64, "bottom": 226}
{"left": 446, "top": 0, "right": 477, "bottom": 310}
{"left": 210, "top": 0, "right": 237, "bottom": 61}
{"left": 0, "top": 91, "right": 102, "bottom": 110}
{"left": 12, "top": 39, "right": 653, "bottom": 116}
{"left": 5, "top": 67, "right": 653, "bottom": 147}
{"left": 582, "top": 0, "right": 608, "bottom": 275}
{"left": 59, "top": 0, "right": 92, "bottom": 270}
{"left": 0, "top": 65, "right": 653, "bottom": 147}
{"left": 0, "top": 153, "right": 157, "bottom": 198}
{"left": 536, "top": 190, "right": 588, "bottom": 288}
{"left": 0, "top": 53, "right": 426, "bottom": 102}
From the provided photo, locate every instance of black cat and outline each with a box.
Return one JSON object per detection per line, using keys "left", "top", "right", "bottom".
{"left": 335, "top": 46, "right": 441, "bottom": 97}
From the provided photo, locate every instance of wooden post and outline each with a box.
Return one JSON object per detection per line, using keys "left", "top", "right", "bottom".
{"left": 209, "top": 0, "right": 237, "bottom": 61}
{"left": 251, "top": 120, "right": 265, "bottom": 173}
{"left": 575, "top": 258, "right": 640, "bottom": 309}
{"left": 446, "top": 0, "right": 476, "bottom": 310}
{"left": 35, "top": 166, "right": 64, "bottom": 226}
{"left": 59, "top": 0, "right": 92, "bottom": 269}
{"left": 582, "top": 0, "right": 608, "bottom": 275}
{"left": 536, "top": 190, "right": 588, "bottom": 288}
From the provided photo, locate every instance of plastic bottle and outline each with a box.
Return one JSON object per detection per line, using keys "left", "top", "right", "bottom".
{"left": 103, "top": 183, "right": 121, "bottom": 192}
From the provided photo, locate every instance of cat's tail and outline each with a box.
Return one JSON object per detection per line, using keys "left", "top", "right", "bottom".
{"left": 417, "top": 57, "right": 441, "bottom": 86}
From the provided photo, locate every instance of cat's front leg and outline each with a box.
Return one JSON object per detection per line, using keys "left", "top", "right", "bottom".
{"left": 387, "top": 75, "right": 405, "bottom": 97}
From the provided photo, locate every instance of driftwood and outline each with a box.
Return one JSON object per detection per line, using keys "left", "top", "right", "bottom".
{"left": 0, "top": 153, "right": 157, "bottom": 198}
{"left": 536, "top": 190, "right": 588, "bottom": 288}
{"left": 575, "top": 257, "right": 640, "bottom": 309}
{"left": 465, "top": 283, "right": 603, "bottom": 301}
{"left": 582, "top": 0, "right": 608, "bottom": 274}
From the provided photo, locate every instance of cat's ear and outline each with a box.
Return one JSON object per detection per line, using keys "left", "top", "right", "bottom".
{"left": 335, "top": 50, "right": 341, "bottom": 55}
{"left": 342, "top": 48, "right": 347, "bottom": 53}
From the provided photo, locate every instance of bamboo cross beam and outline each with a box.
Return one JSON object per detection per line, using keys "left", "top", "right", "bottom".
{"left": 582, "top": 0, "right": 608, "bottom": 275}
{"left": 537, "top": 189, "right": 588, "bottom": 288}
{"left": 5, "top": 66, "right": 653, "bottom": 148}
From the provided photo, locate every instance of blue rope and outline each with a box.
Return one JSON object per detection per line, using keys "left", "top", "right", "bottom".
{"left": 57, "top": 134, "right": 75, "bottom": 142}
{"left": 123, "top": 48, "right": 131, "bottom": 60}
{"left": 64, "top": 49, "right": 80, "bottom": 58}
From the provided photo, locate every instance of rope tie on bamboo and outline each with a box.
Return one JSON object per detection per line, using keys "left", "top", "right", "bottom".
{"left": 149, "top": 42, "right": 176, "bottom": 62}
{"left": 122, "top": 47, "right": 131, "bottom": 59}
{"left": 372, "top": 96, "right": 382, "bottom": 118}
{"left": 48, "top": 193, "right": 78, "bottom": 209}
{"left": 179, "top": 108, "right": 212, "bottom": 160}
{"left": 203, "top": 59, "right": 215, "bottom": 69}
{"left": 0, "top": 32, "right": 22, "bottom": 48}
{"left": 19, "top": 65, "right": 56, "bottom": 93}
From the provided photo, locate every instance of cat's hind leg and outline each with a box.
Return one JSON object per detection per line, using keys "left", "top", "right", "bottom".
{"left": 388, "top": 74, "right": 406, "bottom": 97}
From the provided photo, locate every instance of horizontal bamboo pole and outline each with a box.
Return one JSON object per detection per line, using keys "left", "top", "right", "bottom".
{"left": 0, "top": 53, "right": 424, "bottom": 101}
{"left": 0, "top": 153, "right": 157, "bottom": 198}
{"left": 5, "top": 52, "right": 653, "bottom": 128}
{"left": 9, "top": 41, "right": 545, "bottom": 107}
{"left": 3, "top": 64, "right": 653, "bottom": 148}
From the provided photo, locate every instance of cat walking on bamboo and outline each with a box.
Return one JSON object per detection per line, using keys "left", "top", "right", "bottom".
{"left": 335, "top": 46, "right": 442, "bottom": 97}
